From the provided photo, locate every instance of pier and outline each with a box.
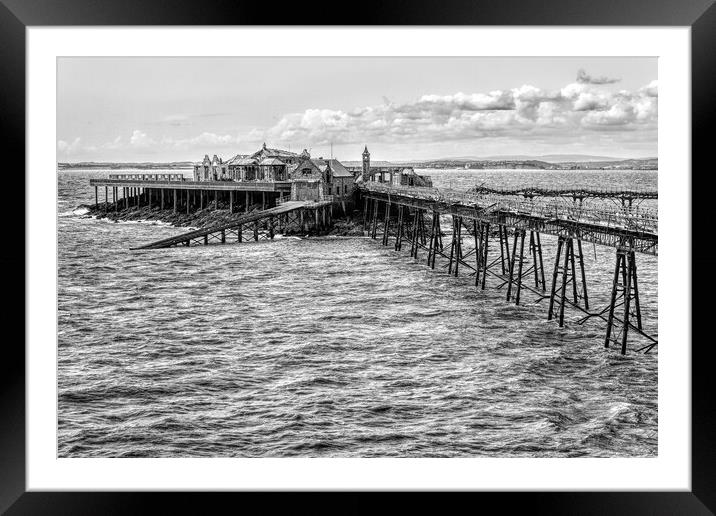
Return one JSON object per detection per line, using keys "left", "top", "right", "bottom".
{"left": 86, "top": 148, "right": 658, "bottom": 355}
{"left": 358, "top": 183, "right": 657, "bottom": 355}
{"left": 89, "top": 174, "right": 292, "bottom": 214}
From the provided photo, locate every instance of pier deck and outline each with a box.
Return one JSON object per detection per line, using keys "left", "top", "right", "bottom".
{"left": 360, "top": 183, "right": 657, "bottom": 255}
{"left": 89, "top": 178, "right": 292, "bottom": 192}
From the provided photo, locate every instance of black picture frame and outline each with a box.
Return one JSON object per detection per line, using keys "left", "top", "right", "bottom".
{"left": 2, "top": 0, "right": 713, "bottom": 513}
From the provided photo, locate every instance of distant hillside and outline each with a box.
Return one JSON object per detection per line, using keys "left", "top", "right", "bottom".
{"left": 58, "top": 161, "right": 194, "bottom": 170}
{"left": 58, "top": 157, "right": 657, "bottom": 171}
{"left": 407, "top": 157, "right": 657, "bottom": 170}
{"left": 426, "top": 154, "right": 657, "bottom": 163}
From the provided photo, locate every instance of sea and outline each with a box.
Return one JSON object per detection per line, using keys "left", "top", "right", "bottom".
{"left": 58, "top": 168, "right": 658, "bottom": 458}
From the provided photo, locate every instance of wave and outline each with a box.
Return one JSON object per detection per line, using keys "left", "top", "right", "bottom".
{"left": 59, "top": 206, "right": 90, "bottom": 217}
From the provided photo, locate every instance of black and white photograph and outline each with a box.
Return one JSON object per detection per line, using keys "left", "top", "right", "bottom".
{"left": 56, "top": 55, "right": 660, "bottom": 459}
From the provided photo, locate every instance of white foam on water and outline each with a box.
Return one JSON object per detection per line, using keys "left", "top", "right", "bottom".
{"left": 62, "top": 206, "right": 90, "bottom": 217}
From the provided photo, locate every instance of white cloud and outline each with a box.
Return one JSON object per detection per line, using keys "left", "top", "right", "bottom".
{"left": 640, "top": 79, "right": 658, "bottom": 97}
{"left": 252, "top": 77, "right": 657, "bottom": 146}
{"left": 576, "top": 69, "right": 621, "bottom": 85}
{"left": 129, "top": 129, "right": 154, "bottom": 147}
{"left": 62, "top": 74, "right": 658, "bottom": 159}
{"left": 57, "top": 137, "right": 83, "bottom": 155}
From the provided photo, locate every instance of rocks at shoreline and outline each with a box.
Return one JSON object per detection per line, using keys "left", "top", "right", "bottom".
{"left": 327, "top": 216, "right": 365, "bottom": 237}
{"left": 82, "top": 204, "right": 244, "bottom": 228}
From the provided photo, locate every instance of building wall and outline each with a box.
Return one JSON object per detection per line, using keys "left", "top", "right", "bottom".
{"left": 291, "top": 161, "right": 323, "bottom": 182}
{"left": 291, "top": 180, "right": 323, "bottom": 201}
{"left": 194, "top": 164, "right": 228, "bottom": 181}
{"left": 328, "top": 176, "right": 355, "bottom": 198}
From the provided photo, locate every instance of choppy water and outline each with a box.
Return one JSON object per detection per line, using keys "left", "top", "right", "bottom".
{"left": 58, "top": 168, "right": 657, "bottom": 457}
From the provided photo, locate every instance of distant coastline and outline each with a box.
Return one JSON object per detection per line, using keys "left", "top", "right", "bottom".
{"left": 406, "top": 157, "right": 657, "bottom": 171}
{"left": 58, "top": 157, "right": 657, "bottom": 171}
{"left": 57, "top": 161, "right": 194, "bottom": 170}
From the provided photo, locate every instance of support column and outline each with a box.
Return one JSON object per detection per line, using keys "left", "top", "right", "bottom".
{"left": 230, "top": 191, "right": 233, "bottom": 213}
{"left": 448, "top": 216, "right": 456, "bottom": 275}
{"left": 604, "top": 250, "right": 623, "bottom": 349}
{"left": 537, "top": 232, "right": 545, "bottom": 290}
{"left": 576, "top": 239, "right": 589, "bottom": 310}
{"left": 632, "top": 256, "right": 643, "bottom": 330}
{"left": 395, "top": 206, "right": 404, "bottom": 251}
{"left": 411, "top": 210, "right": 420, "bottom": 258}
{"left": 430, "top": 212, "right": 440, "bottom": 269}
{"left": 558, "top": 238, "right": 573, "bottom": 327}
{"left": 570, "top": 238, "right": 579, "bottom": 304}
{"left": 603, "top": 245, "right": 642, "bottom": 354}
{"left": 620, "top": 252, "right": 634, "bottom": 355}
{"left": 530, "top": 231, "right": 546, "bottom": 291}
{"left": 173, "top": 189, "right": 177, "bottom": 213}
{"left": 452, "top": 216, "right": 462, "bottom": 275}
{"left": 427, "top": 211, "right": 436, "bottom": 266}
{"left": 498, "top": 225, "right": 506, "bottom": 274}
{"left": 480, "top": 222, "right": 489, "bottom": 290}
{"left": 95, "top": 186, "right": 98, "bottom": 208}
{"left": 363, "top": 198, "right": 369, "bottom": 232}
{"left": 514, "top": 230, "right": 526, "bottom": 305}
{"left": 474, "top": 220, "right": 481, "bottom": 287}
{"left": 506, "top": 231, "right": 519, "bottom": 301}
{"left": 547, "top": 236, "right": 564, "bottom": 321}
{"left": 161, "top": 189, "right": 165, "bottom": 210}
{"left": 371, "top": 200, "right": 379, "bottom": 239}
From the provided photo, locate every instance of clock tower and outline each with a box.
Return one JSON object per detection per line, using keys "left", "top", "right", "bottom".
{"left": 362, "top": 145, "right": 371, "bottom": 181}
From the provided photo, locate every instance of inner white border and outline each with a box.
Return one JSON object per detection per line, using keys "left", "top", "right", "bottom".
{"left": 27, "top": 27, "right": 690, "bottom": 491}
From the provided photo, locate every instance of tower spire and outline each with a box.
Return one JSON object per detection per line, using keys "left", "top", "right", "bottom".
{"left": 362, "top": 145, "right": 371, "bottom": 182}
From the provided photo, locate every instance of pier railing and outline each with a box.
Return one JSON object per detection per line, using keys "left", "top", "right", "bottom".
{"left": 467, "top": 184, "right": 658, "bottom": 200}
{"left": 362, "top": 183, "right": 658, "bottom": 251}
{"left": 108, "top": 173, "right": 186, "bottom": 181}
{"left": 91, "top": 178, "right": 292, "bottom": 192}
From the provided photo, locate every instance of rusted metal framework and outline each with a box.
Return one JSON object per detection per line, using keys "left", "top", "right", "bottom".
{"left": 131, "top": 201, "right": 332, "bottom": 250}
{"left": 363, "top": 184, "right": 657, "bottom": 255}
{"left": 360, "top": 183, "right": 658, "bottom": 355}
{"left": 467, "top": 184, "right": 657, "bottom": 202}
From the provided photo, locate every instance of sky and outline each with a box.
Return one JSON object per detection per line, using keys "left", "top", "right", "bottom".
{"left": 57, "top": 57, "right": 657, "bottom": 163}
